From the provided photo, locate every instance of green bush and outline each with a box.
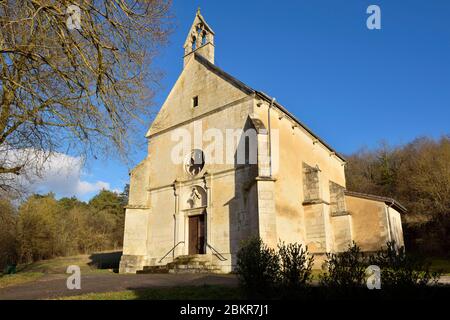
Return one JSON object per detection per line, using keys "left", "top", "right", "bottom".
{"left": 320, "top": 243, "right": 368, "bottom": 291}
{"left": 369, "top": 241, "right": 442, "bottom": 289}
{"left": 278, "top": 242, "right": 313, "bottom": 296}
{"left": 236, "top": 237, "right": 280, "bottom": 298}
{"left": 236, "top": 238, "right": 315, "bottom": 299}
{"left": 236, "top": 239, "right": 446, "bottom": 300}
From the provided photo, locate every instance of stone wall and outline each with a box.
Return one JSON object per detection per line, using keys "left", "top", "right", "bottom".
{"left": 303, "top": 163, "right": 321, "bottom": 201}
{"left": 329, "top": 181, "right": 346, "bottom": 215}
{"left": 346, "top": 195, "right": 389, "bottom": 252}
{"left": 128, "top": 160, "right": 150, "bottom": 206}
{"left": 253, "top": 99, "right": 346, "bottom": 252}
{"left": 120, "top": 208, "right": 151, "bottom": 273}
{"left": 330, "top": 214, "right": 353, "bottom": 252}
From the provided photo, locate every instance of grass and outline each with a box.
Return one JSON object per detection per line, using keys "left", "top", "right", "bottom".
{"left": 17, "top": 251, "right": 122, "bottom": 275}
{"left": 427, "top": 258, "right": 450, "bottom": 275}
{"left": 60, "top": 284, "right": 450, "bottom": 301}
{"left": 59, "top": 285, "right": 243, "bottom": 300}
{"left": 0, "top": 272, "right": 44, "bottom": 289}
{"left": 0, "top": 250, "right": 122, "bottom": 290}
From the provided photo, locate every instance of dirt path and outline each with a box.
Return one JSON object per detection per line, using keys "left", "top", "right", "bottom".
{"left": 0, "top": 273, "right": 238, "bottom": 300}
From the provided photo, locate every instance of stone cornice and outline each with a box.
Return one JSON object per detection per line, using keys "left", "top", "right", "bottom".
{"left": 302, "top": 199, "right": 330, "bottom": 206}
{"left": 125, "top": 205, "right": 151, "bottom": 210}
{"left": 255, "top": 176, "right": 277, "bottom": 182}
{"left": 330, "top": 211, "right": 351, "bottom": 217}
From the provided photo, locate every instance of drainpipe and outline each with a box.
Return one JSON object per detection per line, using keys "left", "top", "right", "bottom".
{"left": 173, "top": 183, "right": 178, "bottom": 259}
{"left": 385, "top": 201, "right": 394, "bottom": 245}
{"left": 173, "top": 214, "right": 176, "bottom": 259}
{"left": 268, "top": 97, "right": 275, "bottom": 177}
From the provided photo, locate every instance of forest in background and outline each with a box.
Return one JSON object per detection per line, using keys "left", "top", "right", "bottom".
{"left": 0, "top": 188, "right": 127, "bottom": 270}
{"left": 345, "top": 136, "right": 449, "bottom": 256}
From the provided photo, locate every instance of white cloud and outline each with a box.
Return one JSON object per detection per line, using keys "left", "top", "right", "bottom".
{"left": 1, "top": 147, "right": 120, "bottom": 200}
{"left": 26, "top": 152, "right": 115, "bottom": 199}
{"left": 76, "top": 180, "right": 110, "bottom": 195}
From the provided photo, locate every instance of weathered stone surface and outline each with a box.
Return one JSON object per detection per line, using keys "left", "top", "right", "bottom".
{"left": 329, "top": 181, "right": 346, "bottom": 215}
{"left": 303, "top": 163, "right": 321, "bottom": 201}
{"left": 345, "top": 194, "right": 405, "bottom": 252}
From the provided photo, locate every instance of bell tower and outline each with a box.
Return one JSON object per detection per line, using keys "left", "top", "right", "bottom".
{"left": 183, "top": 8, "right": 215, "bottom": 67}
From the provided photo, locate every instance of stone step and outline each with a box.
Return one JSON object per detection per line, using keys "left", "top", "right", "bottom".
{"left": 173, "top": 261, "right": 211, "bottom": 267}
{"left": 172, "top": 264, "right": 217, "bottom": 270}
{"left": 137, "top": 265, "right": 169, "bottom": 274}
{"left": 138, "top": 254, "right": 221, "bottom": 274}
{"left": 173, "top": 255, "right": 212, "bottom": 264}
{"left": 168, "top": 267, "right": 222, "bottom": 274}
{"left": 139, "top": 263, "right": 221, "bottom": 274}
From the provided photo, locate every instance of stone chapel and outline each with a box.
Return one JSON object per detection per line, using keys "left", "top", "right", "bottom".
{"left": 119, "top": 10, "right": 406, "bottom": 273}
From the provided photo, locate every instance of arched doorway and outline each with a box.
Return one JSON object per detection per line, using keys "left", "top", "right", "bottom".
{"left": 185, "top": 186, "right": 207, "bottom": 255}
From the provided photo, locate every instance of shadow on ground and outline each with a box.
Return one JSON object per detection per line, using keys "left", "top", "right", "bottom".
{"left": 126, "top": 285, "right": 243, "bottom": 300}
{"left": 88, "top": 251, "right": 122, "bottom": 272}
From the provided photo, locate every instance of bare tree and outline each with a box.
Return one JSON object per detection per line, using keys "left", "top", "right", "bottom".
{"left": 0, "top": 0, "right": 172, "bottom": 194}
{"left": 346, "top": 136, "right": 450, "bottom": 224}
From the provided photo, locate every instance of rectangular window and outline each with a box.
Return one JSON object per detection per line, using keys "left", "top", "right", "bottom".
{"left": 192, "top": 96, "right": 199, "bottom": 108}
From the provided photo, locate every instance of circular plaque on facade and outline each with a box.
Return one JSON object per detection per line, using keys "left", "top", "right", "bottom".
{"left": 185, "top": 149, "right": 205, "bottom": 176}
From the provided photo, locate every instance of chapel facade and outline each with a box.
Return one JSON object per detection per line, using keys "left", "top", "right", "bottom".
{"left": 119, "top": 10, "right": 405, "bottom": 273}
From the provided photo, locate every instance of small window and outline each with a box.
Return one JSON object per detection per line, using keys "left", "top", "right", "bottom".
{"left": 192, "top": 96, "right": 199, "bottom": 108}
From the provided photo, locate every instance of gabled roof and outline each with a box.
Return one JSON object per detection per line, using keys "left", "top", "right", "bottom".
{"left": 196, "top": 10, "right": 215, "bottom": 35}
{"left": 344, "top": 190, "right": 407, "bottom": 213}
{"left": 194, "top": 53, "right": 253, "bottom": 94}
{"left": 193, "top": 53, "right": 346, "bottom": 162}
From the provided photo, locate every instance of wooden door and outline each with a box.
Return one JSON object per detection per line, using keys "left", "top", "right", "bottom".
{"left": 198, "top": 214, "right": 205, "bottom": 254}
{"left": 189, "top": 216, "right": 198, "bottom": 254}
{"left": 189, "top": 214, "right": 206, "bottom": 255}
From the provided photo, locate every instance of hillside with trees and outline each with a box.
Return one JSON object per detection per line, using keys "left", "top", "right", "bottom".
{"left": 0, "top": 189, "right": 127, "bottom": 270}
{"left": 345, "top": 136, "right": 450, "bottom": 256}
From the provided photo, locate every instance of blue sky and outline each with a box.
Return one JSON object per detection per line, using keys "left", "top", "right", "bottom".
{"left": 41, "top": 0, "right": 450, "bottom": 201}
